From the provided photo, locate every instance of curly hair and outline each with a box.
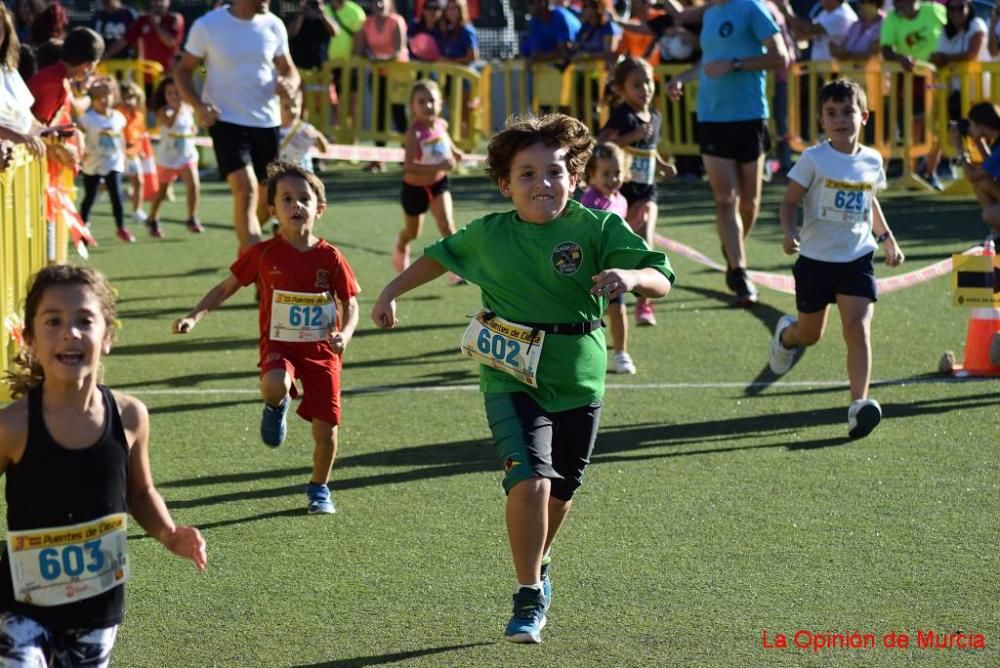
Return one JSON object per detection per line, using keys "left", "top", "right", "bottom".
{"left": 4, "top": 265, "right": 117, "bottom": 399}
{"left": 485, "top": 114, "right": 595, "bottom": 183}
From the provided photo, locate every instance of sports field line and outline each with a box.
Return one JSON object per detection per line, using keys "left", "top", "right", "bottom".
{"left": 130, "top": 375, "right": 972, "bottom": 397}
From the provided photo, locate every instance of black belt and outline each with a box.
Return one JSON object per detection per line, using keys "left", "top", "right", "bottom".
{"left": 482, "top": 311, "right": 604, "bottom": 336}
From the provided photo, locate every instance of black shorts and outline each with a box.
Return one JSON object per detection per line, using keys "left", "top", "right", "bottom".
{"left": 697, "top": 119, "right": 771, "bottom": 163}
{"left": 400, "top": 176, "right": 449, "bottom": 216}
{"left": 793, "top": 252, "right": 878, "bottom": 314}
{"left": 208, "top": 121, "right": 280, "bottom": 181}
{"left": 621, "top": 182, "right": 656, "bottom": 207}
{"left": 484, "top": 392, "right": 601, "bottom": 501}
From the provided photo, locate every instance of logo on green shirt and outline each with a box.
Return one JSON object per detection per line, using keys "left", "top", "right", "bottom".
{"left": 552, "top": 242, "right": 583, "bottom": 275}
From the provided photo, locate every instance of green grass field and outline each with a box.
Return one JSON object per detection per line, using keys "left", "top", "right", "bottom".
{"left": 4, "top": 165, "right": 998, "bottom": 667}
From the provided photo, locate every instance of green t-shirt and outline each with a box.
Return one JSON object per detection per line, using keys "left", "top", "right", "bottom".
{"left": 325, "top": 1, "right": 366, "bottom": 61}
{"left": 423, "top": 200, "right": 675, "bottom": 412}
{"left": 879, "top": 3, "right": 946, "bottom": 62}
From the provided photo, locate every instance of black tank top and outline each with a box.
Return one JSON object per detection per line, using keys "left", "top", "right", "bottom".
{"left": 0, "top": 384, "right": 129, "bottom": 630}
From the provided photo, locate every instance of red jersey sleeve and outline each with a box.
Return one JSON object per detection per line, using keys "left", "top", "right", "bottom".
{"left": 230, "top": 242, "right": 264, "bottom": 287}
{"left": 122, "top": 16, "right": 144, "bottom": 44}
{"left": 330, "top": 247, "right": 361, "bottom": 302}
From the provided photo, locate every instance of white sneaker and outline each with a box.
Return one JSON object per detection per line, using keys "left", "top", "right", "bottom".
{"left": 132, "top": 209, "right": 148, "bottom": 223}
{"left": 768, "top": 315, "right": 798, "bottom": 375}
{"left": 614, "top": 351, "right": 637, "bottom": 374}
{"left": 847, "top": 398, "right": 882, "bottom": 439}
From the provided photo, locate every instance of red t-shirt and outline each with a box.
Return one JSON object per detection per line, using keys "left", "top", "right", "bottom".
{"left": 123, "top": 13, "right": 185, "bottom": 70}
{"left": 230, "top": 237, "right": 361, "bottom": 346}
{"left": 27, "top": 61, "right": 70, "bottom": 125}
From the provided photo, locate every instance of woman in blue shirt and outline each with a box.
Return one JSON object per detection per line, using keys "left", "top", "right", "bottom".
{"left": 668, "top": 0, "right": 789, "bottom": 307}
{"left": 436, "top": 0, "right": 478, "bottom": 64}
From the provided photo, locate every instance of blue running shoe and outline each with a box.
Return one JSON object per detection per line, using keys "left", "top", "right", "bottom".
{"left": 503, "top": 587, "right": 548, "bottom": 644}
{"left": 540, "top": 560, "right": 552, "bottom": 611}
{"left": 306, "top": 483, "right": 335, "bottom": 515}
{"left": 260, "top": 398, "right": 290, "bottom": 447}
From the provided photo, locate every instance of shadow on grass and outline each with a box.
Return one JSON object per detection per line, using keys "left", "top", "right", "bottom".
{"left": 290, "top": 642, "right": 495, "bottom": 668}
{"left": 148, "top": 397, "right": 260, "bottom": 415}
{"left": 157, "top": 389, "right": 996, "bottom": 519}
{"left": 112, "top": 336, "right": 257, "bottom": 356}
{"left": 118, "top": 300, "right": 258, "bottom": 320}
{"left": 118, "top": 368, "right": 260, "bottom": 390}
{"left": 110, "top": 266, "right": 222, "bottom": 282}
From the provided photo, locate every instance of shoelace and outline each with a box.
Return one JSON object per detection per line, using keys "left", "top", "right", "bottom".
{"left": 512, "top": 592, "right": 544, "bottom": 621}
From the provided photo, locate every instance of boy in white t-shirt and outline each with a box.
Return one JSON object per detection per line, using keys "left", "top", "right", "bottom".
{"left": 769, "top": 79, "right": 904, "bottom": 439}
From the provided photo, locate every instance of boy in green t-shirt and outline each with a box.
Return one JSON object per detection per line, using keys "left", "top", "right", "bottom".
{"left": 371, "top": 114, "right": 674, "bottom": 644}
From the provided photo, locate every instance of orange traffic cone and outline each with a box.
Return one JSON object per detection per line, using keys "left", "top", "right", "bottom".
{"left": 950, "top": 307, "right": 1000, "bottom": 377}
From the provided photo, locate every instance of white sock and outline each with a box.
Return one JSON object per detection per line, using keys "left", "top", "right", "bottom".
{"left": 517, "top": 582, "right": 543, "bottom": 592}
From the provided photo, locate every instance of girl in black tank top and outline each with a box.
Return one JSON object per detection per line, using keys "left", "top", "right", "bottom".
{"left": 0, "top": 265, "right": 206, "bottom": 666}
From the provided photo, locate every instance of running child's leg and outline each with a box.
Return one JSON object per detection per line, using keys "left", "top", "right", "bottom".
{"left": 507, "top": 478, "right": 550, "bottom": 587}
{"left": 779, "top": 308, "right": 829, "bottom": 349}
{"left": 180, "top": 164, "right": 200, "bottom": 222}
{"left": 79, "top": 173, "right": 102, "bottom": 224}
{"left": 310, "top": 420, "right": 338, "bottom": 485}
{"left": 260, "top": 368, "right": 292, "bottom": 406}
{"left": 50, "top": 625, "right": 118, "bottom": 668}
{"left": 0, "top": 612, "right": 52, "bottom": 666}
{"left": 260, "top": 366, "right": 292, "bottom": 447}
{"left": 429, "top": 190, "right": 456, "bottom": 237}
{"left": 128, "top": 173, "right": 144, "bottom": 219}
{"left": 628, "top": 199, "right": 658, "bottom": 326}
{"left": 606, "top": 296, "right": 635, "bottom": 373}
{"left": 836, "top": 295, "right": 874, "bottom": 401}
{"left": 306, "top": 419, "right": 338, "bottom": 514}
{"left": 395, "top": 213, "right": 423, "bottom": 273}
{"left": 105, "top": 171, "right": 126, "bottom": 231}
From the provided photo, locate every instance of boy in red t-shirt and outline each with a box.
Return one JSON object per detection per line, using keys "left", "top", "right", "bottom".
{"left": 173, "top": 161, "right": 361, "bottom": 515}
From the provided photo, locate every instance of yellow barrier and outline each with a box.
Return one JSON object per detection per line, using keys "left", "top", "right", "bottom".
{"left": 931, "top": 61, "right": 1000, "bottom": 195}
{"left": 787, "top": 60, "right": 936, "bottom": 190}
{"left": 98, "top": 58, "right": 165, "bottom": 90}
{"left": 300, "top": 58, "right": 484, "bottom": 153}
{"left": 1, "top": 146, "right": 48, "bottom": 402}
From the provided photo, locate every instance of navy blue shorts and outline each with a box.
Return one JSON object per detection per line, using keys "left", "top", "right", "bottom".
{"left": 793, "top": 252, "right": 878, "bottom": 314}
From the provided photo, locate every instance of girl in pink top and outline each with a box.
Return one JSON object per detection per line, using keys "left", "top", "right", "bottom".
{"left": 580, "top": 143, "right": 636, "bottom": 374}
{"left": 395, "top": 80, "right": 463, "bottom": 281}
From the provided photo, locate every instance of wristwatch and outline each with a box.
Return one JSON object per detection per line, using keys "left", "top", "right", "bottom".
{"left": 876, "top": 231, "right": 892, "bottom": 244}
{"left": 731, "top": 58, "right": 743, "bottom": 72}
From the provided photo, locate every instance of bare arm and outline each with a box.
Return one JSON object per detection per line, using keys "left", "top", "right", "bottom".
{"left": 172, "top": 274, "right": 243, "bottom": 333}
{"left": 331, "top": 295, "right": 359, "bottom": 353}
{"left": 274, "top": 53, "right": 301, "bottom": 102}
{"left": 871, "top": 197, "right": 903, "bottom": 266}
{"left": 371, "top": 256, "right": 448, "bottom": 328}
{"left": 122, "top": 394, "right": 206, "bottom": 572}
{"left": 780, "top": 179, "right": 806, "bottom": 255}
{"left": 173, "top": 53, "right": 219, "bottom": 127}
{"left": 591, "top": 267, "right": 671, "bottom": 300}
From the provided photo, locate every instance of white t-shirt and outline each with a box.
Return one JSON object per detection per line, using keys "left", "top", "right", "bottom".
{"left": 183, "top": 7, "right": 289, "bottom": 127}
{"left": 279, "top": 120, "right": 319, "bottom": 171}
{"left": 79, "top": 108, "right": 127, "bottom": 176}
{"left": 156, "top": 104, "right": 200, "bottom": 169}
{"left": 0, "top": 67, "right": 36, "bottom": 134}
{"left": 789, "top": 141, "right": 886, "bottom": 263}
{"left": 937, "top": 17, "right": 989, "bottom": 89}
{"left": 811, "top": 3, "right": 858, "bottom": 62}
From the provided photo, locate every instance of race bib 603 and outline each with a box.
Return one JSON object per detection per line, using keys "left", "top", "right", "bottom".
{"left": 7, "top": 513, "right": 130, "bottom": 607}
